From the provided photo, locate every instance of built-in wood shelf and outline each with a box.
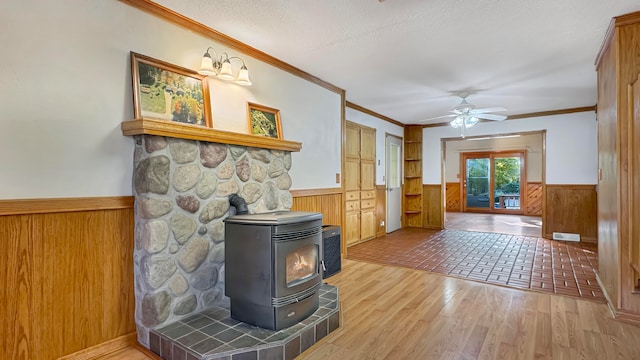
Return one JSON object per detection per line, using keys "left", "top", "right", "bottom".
{"left": 403, "top": 125, "right": 424, "bottom": 228}
{"left": 121, "top": 118, "right": 302, "bottom": 152}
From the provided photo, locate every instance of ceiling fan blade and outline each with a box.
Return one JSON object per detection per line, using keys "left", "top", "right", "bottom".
{"left": 470, "top": 107, "right": 507, "bottom": 114}
{"left": 475, "top": 113, "right": 507, "bottom": 121}
{"left": 418, "top": 114, "right": 456, "bottom": 122}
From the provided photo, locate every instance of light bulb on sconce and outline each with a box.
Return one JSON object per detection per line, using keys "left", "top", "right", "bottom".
{"left": 197, "top": 47, "right": 252, "bottom": 86}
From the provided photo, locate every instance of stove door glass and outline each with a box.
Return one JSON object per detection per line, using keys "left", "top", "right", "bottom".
{"left": 285, "top": 244, "right": 318, "bottom": 286}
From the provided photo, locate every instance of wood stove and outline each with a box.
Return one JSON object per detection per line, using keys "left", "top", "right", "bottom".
{"left": 224, "top": 211, "right": 324, "bottom": 330}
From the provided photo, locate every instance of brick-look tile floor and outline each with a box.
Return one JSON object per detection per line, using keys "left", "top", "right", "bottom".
{"left": 347, "top": 228, "right": 606, "bottom": 302}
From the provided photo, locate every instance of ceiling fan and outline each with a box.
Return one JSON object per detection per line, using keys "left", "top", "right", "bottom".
{"left": 422, "top": 93, "right": 507, "bottom": 137}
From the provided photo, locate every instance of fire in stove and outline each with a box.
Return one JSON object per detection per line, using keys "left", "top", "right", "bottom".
{"left": 286, "top": 244, "right": 318, "bottom": 284}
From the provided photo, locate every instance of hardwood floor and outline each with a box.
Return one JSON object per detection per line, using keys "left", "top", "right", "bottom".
{"left": 299, "top": 260, "right": 640, "bottom": 360}
{"left": 446, "top": 212, "right": 542, "bottom": 237}
{"left": 92, "top": 345, "right": 160, "bottom": 360}
{"left": 99, "top": 259, "right": 640, "bottom": 359}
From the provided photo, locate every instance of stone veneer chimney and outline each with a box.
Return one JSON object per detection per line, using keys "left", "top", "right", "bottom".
{"left": 132, "top": 135, "right": 293, "bottom": 346}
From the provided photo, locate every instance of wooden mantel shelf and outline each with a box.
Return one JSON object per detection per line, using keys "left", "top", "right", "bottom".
{"left": 121, "top": 118, "right": 302, "bottom": 152}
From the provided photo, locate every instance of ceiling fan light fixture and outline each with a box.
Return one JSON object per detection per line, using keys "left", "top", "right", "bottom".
{"left": 450, "top": 116, "right": 463, "bottom": 128}
{"left": 465, "top": 116, "right": 479, "bottom": 127}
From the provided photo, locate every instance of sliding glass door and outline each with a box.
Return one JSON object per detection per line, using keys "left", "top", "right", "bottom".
{"left": 493, "top": 155, "right": 522, "bottom": 210}
{"left": 462, "top": 151, "right": 525, "bottom": 213}
{"left": 465, "top": 156, "right": 491, "bottom": 210}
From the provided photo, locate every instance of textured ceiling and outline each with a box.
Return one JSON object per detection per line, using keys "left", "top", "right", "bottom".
{"left": 153, "top": 0, "right": 640, "bottom": 125}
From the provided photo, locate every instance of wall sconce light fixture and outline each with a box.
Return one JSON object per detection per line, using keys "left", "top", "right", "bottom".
{"left": 198, "top": 47, "right": 252, "bottom": 86}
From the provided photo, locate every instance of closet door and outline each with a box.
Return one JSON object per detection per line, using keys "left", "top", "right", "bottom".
{"left": 345, "top": 123, "right": 361, "bottom": 246}
{"left": 345, "top": 122, "right": 376, "bottom": 246}
{"left": 360, "top": 127, "right": 377, "bottom": 240}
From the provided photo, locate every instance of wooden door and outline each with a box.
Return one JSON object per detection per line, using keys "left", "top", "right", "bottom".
{"left": 360, "top": 127, "right": 377, "bottom": 240}
{"left": 345, "top": 158, "right": 360, "bottom": 192}
{"left": 360, "top": 161, "right": 375, "bottom": 191}
{"left": 360, "top": 208, "right": 376, "bottom": 240}
{"left": 344, "top": 158, "right": 361, "bottom": 245}
{"left": 360, "top": 128, "right": 376, "bottom": 161}
{"left": 345, "top": 123, "right": 361, "bottom": 246}
{"left": 345, "top": 125, "right": 360, "bottom": 158}
{"left": 345, "top": 121, "right": 376, "bottom": 246}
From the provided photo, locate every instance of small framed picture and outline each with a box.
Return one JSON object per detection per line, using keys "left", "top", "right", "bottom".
{"left": 247, "top": 102, "right": 283, "bottom": 139}
{"left": 130, "top": 52, "right": 212, "bottom": 127}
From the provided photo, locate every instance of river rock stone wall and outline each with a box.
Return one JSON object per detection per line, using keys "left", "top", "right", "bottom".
{"left": 132, "top": 135, "right": 293, "bottom": 346}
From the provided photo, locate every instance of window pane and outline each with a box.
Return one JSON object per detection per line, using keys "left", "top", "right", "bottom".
{"left": 390, "top": 143, "right": 400, "bottom": 188}
{"left": 494, "top": 157, "right": 521, "bottom": 209}
{"left": 466, "top": 158, "right": 490, "bottom": 208}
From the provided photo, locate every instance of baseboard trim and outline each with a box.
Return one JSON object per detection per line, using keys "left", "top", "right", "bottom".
{"left": 57, "top": 332, "right": 137, "bottom": 360}
{"left": 615, "top": 308, "right": 640, "bottom": 327}
{"left": 422, "top": 225, "right": 443, "bottom": 230}
{"left": 594, "top": 271, "right": 640, "bottom": 327}
{"left": 595, "top": 271, "right": 617, "bottom": 319}
{"left": 543, "top": 233, "right": 597, "bottom": 244}
{"left": 346, "top": 236, "right": 376, "bottom": 248}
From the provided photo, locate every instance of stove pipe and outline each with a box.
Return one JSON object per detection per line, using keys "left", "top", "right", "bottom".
{"left": 228, "top": 194, "right": 248, "bottom": 215}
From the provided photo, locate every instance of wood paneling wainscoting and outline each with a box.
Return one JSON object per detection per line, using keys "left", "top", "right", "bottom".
{"left": 526, "top": 182, "right": 543, "bottom": 216}
{"left": 0, "top": 197, "right": 136, "bottom": 360}
{"left": 543, "top": 185, "right": 597, "bottom": 243}
{"left": 447, "top": 182, "right": 542, "bottom": 216}
{"left": 422, "top": 185, "right": 444, "bottom": 229}
{"left": 445, "top": 182, "right": 461, "bottom": 212}
{"left": 290, "top": 188, "right": 344, "bottom": 254}
{"left": 290, "top": 188, "right": 343, "bottom": 228}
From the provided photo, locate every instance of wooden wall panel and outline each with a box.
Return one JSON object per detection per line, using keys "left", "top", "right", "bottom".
{"left": 291, "top": 190, "right": 344, "bottom": 254}
{"left": 0, "top": 197, "right": 136, "bottom": 360}
{"left": 544, "top": 185, "right": 597, "bottom": 243}
{"left": 376, "top": 185, "right": 386, "bottom": 238}
{"left": 445, "top": 182, "right": 461, "bottom": 212}
{"left": 596, "top": 20, "right": 620, "bottom": 308}
{"left": 290, "top": 189, "right": 343, "bottom": 228}
{"left": 0, "top": 214, "right": 32, "bottom": 360}
{"left": 423, "top": 185, "right": 443, "bottom": 229}
{"left": 594, "top": 10, "right": 640, "bottom": 326}
{"left": 617, "top": 18, "right": 640, "bottom": 325}
{"left": 526, "top": 182, "right": 543, "bottom": 216}
{"left": 630, "top": 76, "right": 640, "bottom": 295}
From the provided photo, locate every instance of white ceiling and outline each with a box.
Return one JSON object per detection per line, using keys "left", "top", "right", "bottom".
{"left": 153, "top": 0, "right": 640, "bottom": 125}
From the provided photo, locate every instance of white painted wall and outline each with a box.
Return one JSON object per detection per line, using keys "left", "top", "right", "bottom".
{"left": 423, "top": 111, "right": 597, "bottom": 185}
{"left": 346, "top": 108, "right": 404, "bottom": 185}
{"left": 0, "top": 0, "right": 341, "bottom": 200}
{"left": 445, "top": 133, "right": 544, "bottom": 182}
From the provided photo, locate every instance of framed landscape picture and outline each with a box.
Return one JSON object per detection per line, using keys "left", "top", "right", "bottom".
{"left": 247, "top": 102, "right": 283, "bottom": 139}
{"left": 131, "top": 52, "right": 212, "bottom": 127}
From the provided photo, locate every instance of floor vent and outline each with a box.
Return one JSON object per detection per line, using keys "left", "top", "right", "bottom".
{"left": 552, "top": 232, "right": 581, "bottom": 242}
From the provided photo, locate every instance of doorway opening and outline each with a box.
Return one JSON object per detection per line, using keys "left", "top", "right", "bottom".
{"left": 441, "top": 131, "right": 546, "bottom": 236}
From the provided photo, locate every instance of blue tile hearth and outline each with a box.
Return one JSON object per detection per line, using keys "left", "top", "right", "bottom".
{"left": 149, "top": 284, "right": 340, "bottom": 360}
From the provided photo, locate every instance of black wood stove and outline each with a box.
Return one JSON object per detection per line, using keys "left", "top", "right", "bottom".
{"left": 224, "top": 211, "right": 324, "bottom": 330}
